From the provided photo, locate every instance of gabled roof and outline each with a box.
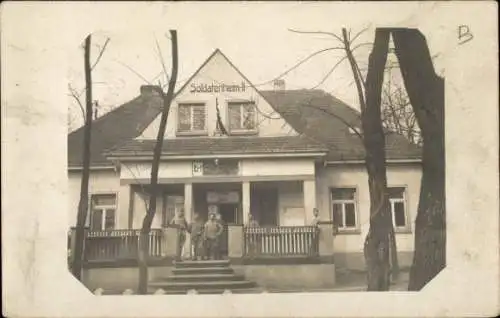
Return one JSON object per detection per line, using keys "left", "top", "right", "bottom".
{"left": 68, "top": 49, "right": 421, "bottom": 168}
{"left": 260, "top": 89, "right": 421, "bottom": 161}
{"left": 105, "top": 135, "right": 326, "bottom": 158}
{"left": 67, "top": 93, "right": 163, "bottom": 168}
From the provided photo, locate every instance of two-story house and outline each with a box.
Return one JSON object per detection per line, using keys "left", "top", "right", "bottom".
{"left": 67, "top": 49, "right": 422, "bottom": 292}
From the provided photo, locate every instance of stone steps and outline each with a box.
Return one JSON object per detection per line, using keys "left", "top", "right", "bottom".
{"left": 172, "top": 267, "right": 235, "bottom": 275}
{"left": 159, "top": 273, "right": 245, "bottom": 282}
{"left": 149, "top": 280, "right": 257, "bottom": 291}
{"left": 148, "top": 287, "right": 264, "bottom": 295}
{"left": 173, "top": 260, "right": 230, "bottom": 268}
{"left": 148, "top": 259, "right": 258, "bottom": 294}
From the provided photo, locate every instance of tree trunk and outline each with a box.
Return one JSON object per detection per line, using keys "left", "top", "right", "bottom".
{"left": 71, "top": 35, "right": 93, "bottom": 280}
{"left": 359, "top": 28, "right": 394, "bottom": 291}
{"left": 137, "top": 30, "right": 178, "bottom": 295}
{"left": 391, "top": 29, "right": 446, "bottom": 291}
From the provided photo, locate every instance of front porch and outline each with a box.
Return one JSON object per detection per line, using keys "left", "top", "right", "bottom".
{"left": 68, "top": 223, "right": 332, "bottom": 265}
{"left": 68, "top": 223, "right": 336, "bottom": 293}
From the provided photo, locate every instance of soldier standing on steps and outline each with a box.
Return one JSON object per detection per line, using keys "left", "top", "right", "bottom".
{"left": 204, "top": 211, "right": 223, "bottom": 260}
{"left": 189, "top": 213, "right": 204, "bottom": 261}
{"left": 169, "top": 209, "right": 188, "bottom": 261}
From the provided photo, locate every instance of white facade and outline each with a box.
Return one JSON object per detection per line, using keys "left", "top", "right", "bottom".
{"left": 138, "top": 50, "right": 296, "bottom": 140}
{"left": 68, "top": 49, "right": 422, "bottom": 269}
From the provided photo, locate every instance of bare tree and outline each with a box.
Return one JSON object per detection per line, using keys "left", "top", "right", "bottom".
{"left": 137, "top": 30, "right": 178, "bottom": 295}
{"left": 289, "top": 27, "right": 398, "bottom": 290}
{"left": 391, "top": 28, "right": 445, "bottom": 291}
{"left": 70, "top": 35, "right": 110, "bottom": 279}
{"left": 381, "top": 74, "right": 421, "bottom": 145}
{"left": 347, "top": 28, "right": 394, "bottom": 291}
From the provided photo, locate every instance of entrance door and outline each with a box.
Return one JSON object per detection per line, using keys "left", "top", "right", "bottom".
{"left": 219, "top": 203, "right": 238, "bottom": 224}
{"left": 217, "top": 203, "right": 238, "bottom": 257}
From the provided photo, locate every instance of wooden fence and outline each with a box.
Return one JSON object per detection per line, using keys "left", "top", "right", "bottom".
{"left": 243, "top": 226, "right": 319, "bottom": 258}
{"left": 68, "top": 228, "right": 163, "bottom": 261}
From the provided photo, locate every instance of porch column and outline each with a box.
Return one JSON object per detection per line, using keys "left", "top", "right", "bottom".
{"left": 242, "top": 181, "right": 250, "bottom": 225}
{"left": 117, "top": 184, "right": 133, "bottom": 229}
{"left": 303, "top": 179, "right": 317, "bottom": 225}
{"left": 183, "top": 183, "right": 193, "bottom": 259}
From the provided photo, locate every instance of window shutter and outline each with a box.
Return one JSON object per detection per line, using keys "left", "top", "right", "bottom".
{"left": 332, "top": 203, "right": 343, "bottom": 227}
{"left": 178, "top": 105, "right": 191, "bottom": 131}
{"left": 192, "top": 105, "right": 205, "bottom": 130}
{"left": 229, "top": 105, "right": 241, "bottom": 129}
{"left": 242, "top": 104, "right": 256, "bottom": 129}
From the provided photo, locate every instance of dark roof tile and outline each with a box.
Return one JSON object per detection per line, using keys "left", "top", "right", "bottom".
{"left": 68, "top": 88, "right": 421, "bottom": 167}
{"left": 105, "top": 135, "right": 327, "bottom": 157}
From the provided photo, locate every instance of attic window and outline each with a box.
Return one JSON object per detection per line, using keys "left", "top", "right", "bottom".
{"left": 177, "top": 103, "right": 207, "bottom": 135}
{"left": 228, "top": 101, "right": 257, "bottom": 134}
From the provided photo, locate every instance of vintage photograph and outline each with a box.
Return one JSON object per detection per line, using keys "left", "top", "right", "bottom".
{"left": 66, "top": 26, "right": 445, "bottom": 295}
{"left": 3, "top": 2, "right": 499, "bottom": 317}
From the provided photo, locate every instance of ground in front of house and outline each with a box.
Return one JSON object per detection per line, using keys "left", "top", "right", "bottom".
{"left": 90, "top": 269, "right": 410, "bottom": 295}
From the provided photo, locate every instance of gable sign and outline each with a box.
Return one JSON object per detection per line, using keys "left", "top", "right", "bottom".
{"left": 190, "top": 81, "right": 246, "bottom": 93}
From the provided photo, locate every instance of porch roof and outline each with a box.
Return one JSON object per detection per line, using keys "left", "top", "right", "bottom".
{"left": 104, "top": 135, "right": 327, "bottom": 158}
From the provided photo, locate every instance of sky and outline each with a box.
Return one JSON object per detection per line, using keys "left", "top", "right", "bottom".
{"left": 65, "top": 2, "right": 452, "bottom": 131}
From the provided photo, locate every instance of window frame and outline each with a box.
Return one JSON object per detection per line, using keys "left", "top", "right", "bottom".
{"left": 330, "top": 186, "right": 360, "bottom": 234}
{"left": 176, "top": 102, "right": 208, "bottom": 136}
{"left": 227, "top": 100, "right": 258, "bottom": 135}
{"left": 89, "top": 193, "right": 118, "bottom": 232}
{"left": 387, "top": 185, "right": 411, "bottom": 233}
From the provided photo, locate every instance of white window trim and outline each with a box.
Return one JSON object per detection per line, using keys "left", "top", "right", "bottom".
{"left": 330, "top": 186, "right": 360, "bottom": 233}
{"left": 89, "top": 193, "right": 117, "bottom": 231}
{"left": 176, "top": 103, "right": 208, "bottom": 136}
{"left": 227, "top": 101, "right": 258, "bottom": 134}
{"left": 388, "top": 185, "right": 411, "bottom": 233}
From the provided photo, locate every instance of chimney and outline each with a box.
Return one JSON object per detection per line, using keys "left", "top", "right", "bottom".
{"left": 273, "top": 79, "right": 285, "bottom": 91}
{"left": 140, "top": 85, "right": 162, "bottom": 97}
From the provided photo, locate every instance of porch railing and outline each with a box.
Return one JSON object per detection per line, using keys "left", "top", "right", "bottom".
{"left": 69, "top": 228, "right": 163, "bottom": 261}
{"left": 243, "top": 226, "right": 319, "bottom": 258}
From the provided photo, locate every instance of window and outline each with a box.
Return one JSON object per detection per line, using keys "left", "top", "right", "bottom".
{"left": 331, "top": 188, "right": 358, "bottom": 230}
{"left": 228, "top": 102, "right": 257, "bottom": 132}
{"left": 178, "top": 103, "right": 206, "bottom": 134}
{"left": 388, "top": 187, "right": 408, "bottom": 230}
{"left": 90, "top": 194, "right": 116, "bottom": 231}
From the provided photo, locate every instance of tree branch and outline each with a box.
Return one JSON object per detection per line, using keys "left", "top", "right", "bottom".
{"left": 342, "top": 28, "right": 367, "bottom": 112}
{"left": 350, "top": 27, "right": 370, "bottom": 45}
{"left": 254, "top": 47, "right": 346, "bottom": 87}
{"left": 90, "top": 38, "right": 110, "bottom": 71}
{"left": 299, "top": 101, "right": 363, "bottom": 140}
{"left": 68, "top": 83, "right": 86, "bottom": 121}
{"left": 155, "top": 36, "right": 170, "bottom": 85}
{"left": 310, "top": 55, "right": 348, "bottom": 89}
{"left": 288, "top": 28, "right": 344, "bottom": 44}
{"left": 113, "top": 58, "right": 152, "bottom": 85}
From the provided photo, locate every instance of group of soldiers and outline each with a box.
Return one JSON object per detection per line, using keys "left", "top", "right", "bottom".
{"left": 169, "top": 209, "right": 224, "bottom": 261}
{"left": 169, "top": 207, "right": 322, "bottom": 261}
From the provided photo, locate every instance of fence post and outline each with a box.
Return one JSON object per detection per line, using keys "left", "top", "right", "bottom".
{"left": 82, "top": 226, "right": 90, "bottom": 262}
{"left": 227, "top": 225, "right": 244, "bottom": 259}
{"left": 318, "top": 224, "right": 334, "bottom": 261}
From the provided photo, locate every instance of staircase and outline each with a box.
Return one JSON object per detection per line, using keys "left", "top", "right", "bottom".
{"left": 148, "top": 260, "right": 261, "bottom": 294}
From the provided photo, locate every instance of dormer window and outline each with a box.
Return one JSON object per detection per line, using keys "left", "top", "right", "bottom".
{"left": 177, "top": 103, "right": 207, "bottom": 135}
{"left": 228, "top": 101, "right": 257, "bottom": 134}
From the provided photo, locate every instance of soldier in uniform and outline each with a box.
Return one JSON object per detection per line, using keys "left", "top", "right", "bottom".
{"left": 203, "top": 211, "right": 224, "bottom": 260}
{"left": 169, "top": 209, "right": 188, "bottom": 261}
{"left": 189, "top": 213, "right": 205, "bottom": 261}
